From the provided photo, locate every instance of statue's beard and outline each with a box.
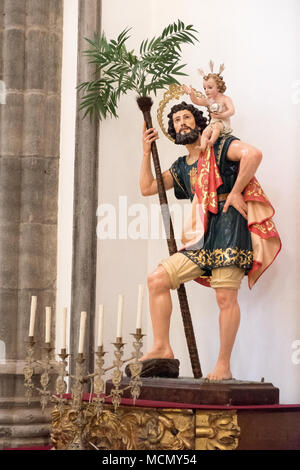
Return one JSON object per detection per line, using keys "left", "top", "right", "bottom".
{"left": 174, "top": 126, "right": 200, "bottom": 145}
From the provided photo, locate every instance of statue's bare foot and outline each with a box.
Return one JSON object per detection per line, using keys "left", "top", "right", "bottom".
{"left": 206, "top": 362, "right": 232, "bottom": 381}
{"left": 139, "top": 348, "right": 174, "bottom": 362}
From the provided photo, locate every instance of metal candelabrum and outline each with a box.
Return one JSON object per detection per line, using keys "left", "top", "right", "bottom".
{"left": 23, "top": 329, "right": 145, "bottom": 415}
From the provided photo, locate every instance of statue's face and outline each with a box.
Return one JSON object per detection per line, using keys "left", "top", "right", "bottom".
{"left": 172, "top": 110, "right": 196, "bottom": 134}
{"left": 172, "top": 110, "right": 199, "bottom": 145}
{"left": 203, "top": 77, "right": 219, "bottom": 99}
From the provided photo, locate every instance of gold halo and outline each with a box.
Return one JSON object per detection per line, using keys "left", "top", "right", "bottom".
{"left": 157, "top": 84, "right": 209, "bottom": 142}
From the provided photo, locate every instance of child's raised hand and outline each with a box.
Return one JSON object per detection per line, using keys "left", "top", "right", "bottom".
{"left": 183, "top": 84, "right": 196, "bottom": 95}
{"left": 182, "top": 84, "right": 191, "bottom": 95}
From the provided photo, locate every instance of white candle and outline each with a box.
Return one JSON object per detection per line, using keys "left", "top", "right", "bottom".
{"left": 116, "top": 294, "right": 124, "bottom": 338}
{"left": 78, "top": 311, "right": 87, "bottom": 354}
{"left": 136, "top": 284, "right": 144, "bottom": 330}
{"left": 97, "top": 304, "right": 104, "bottom": 347}
{"left": 62, "top": 307, "right": 68, "bottom": 350}
{"left": 29, "top": 296, "right": 37, "bottom": 337}
{"left": 45, "top": 306, "right": 51, "bottom": 343}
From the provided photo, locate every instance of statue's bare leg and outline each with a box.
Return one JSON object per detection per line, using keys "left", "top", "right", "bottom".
{"left": 208, "top": 122, "right": 223, "bottom": 147}
{"left": 199, "top": 126, "right": 212, "bottom": 152}
{"left": 206, "top": 288, "right": 240, "bottom": 380}
{"left": 139, "top": 266, "right": 174, "bottom": 361}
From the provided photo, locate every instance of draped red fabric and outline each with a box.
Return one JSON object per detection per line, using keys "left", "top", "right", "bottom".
{"left": 243, "top": 177, "right": 281, "bottom": 289}
{"left": 181, "top": 146, "right": 222, "bottom": 250}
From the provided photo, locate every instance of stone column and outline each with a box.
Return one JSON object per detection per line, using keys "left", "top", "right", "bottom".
{"left": 70, "top": 0, "right": 101, "bottom": 377}
{"left": 0, "top": 0, "right": 63, "bottom": 448}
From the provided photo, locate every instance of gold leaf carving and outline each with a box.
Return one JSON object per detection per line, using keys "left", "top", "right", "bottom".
{"left": 51, "top": 404, "right": 194, "bottom": 450}
{"left": 195, "top": 410, "right": 240, "bottom": 450}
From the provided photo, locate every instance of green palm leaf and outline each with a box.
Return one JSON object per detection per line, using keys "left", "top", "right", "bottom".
{"left": 78, "top": 20, "right": 199, "bottom": 120}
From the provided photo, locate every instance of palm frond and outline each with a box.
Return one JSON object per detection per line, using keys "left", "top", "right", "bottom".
{"left": 78, "top": 20, "right": 199, "bottom": 120}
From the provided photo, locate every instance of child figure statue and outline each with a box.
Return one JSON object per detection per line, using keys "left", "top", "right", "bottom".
{"left": 183, "top": 62, "right": 235, "bottom": 152}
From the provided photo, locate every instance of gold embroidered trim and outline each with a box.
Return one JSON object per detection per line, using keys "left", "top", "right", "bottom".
{"left": 183, "top": 247, "right": 253, "bottom": 269}
{"left": 215, "top": 135, "right": 227, "bottom": 165}
{"left": 243, "top": 177, "right": 270, "bottom": 202}
{"left": 252, "top": 220, "right": 276, "bottom": 235}
{"left": 169, "top": 166, "right": 189, "bottom": 198}
{"left": 189, "top": 166, "right": 197, "bottom": 194}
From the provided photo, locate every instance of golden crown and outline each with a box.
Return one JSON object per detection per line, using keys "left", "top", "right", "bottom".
{"left": 198, "top": 60, "right": 225, "bottom": 77}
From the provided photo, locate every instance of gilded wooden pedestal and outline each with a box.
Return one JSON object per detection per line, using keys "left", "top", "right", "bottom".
{"left": 51, "top": 403, "right": 239, "bottom": 450}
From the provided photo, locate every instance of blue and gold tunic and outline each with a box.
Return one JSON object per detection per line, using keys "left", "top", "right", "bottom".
{"left": 169, "top": 135, "right": 253, "bottom": 276}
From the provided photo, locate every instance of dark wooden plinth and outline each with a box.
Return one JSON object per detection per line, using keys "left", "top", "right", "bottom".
{"left": 106, "top": 377, "right": 279, "bottom": 406}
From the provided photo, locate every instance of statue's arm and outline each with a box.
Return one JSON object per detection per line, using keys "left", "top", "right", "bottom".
{"left": 183, "top": 85, "right": 209, "bottom": 107}
{"left": 227, "top": 140, "right": 262, "bottom": 187}
{"left": 140, "top": 164, "right": 173, "bottom": 197}
{"left": 139, "top": 123, "right": 173, "bottom": 196}
{"left": 223, "top": 140, "right": 263, "bottom": 218}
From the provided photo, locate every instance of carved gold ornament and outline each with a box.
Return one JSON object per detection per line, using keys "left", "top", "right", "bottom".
{"left": 195, "top": 410, "right": 240, "bottom": 450}
{"left": 51, "top": 403, "right": 194, "bottom": 450}
{"left": 51, "top": 404, "right": 240, "bottom": 451}
{"left": 157, "top": 84, "right": 209, "bottom": 142}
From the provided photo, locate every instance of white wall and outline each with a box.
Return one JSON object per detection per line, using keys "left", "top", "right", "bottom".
{"left": 58, "top": 0, "right": 300, "bottom": 404}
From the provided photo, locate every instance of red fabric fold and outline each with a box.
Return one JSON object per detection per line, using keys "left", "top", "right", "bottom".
{"left": 181, "top": 146, "right": 222, "bottom": 250}
{"left": 243, "top": 177, "right": 281, "bottom": 289}
{"left": 195, "top": 145, "right": 223, "bottom": 230}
